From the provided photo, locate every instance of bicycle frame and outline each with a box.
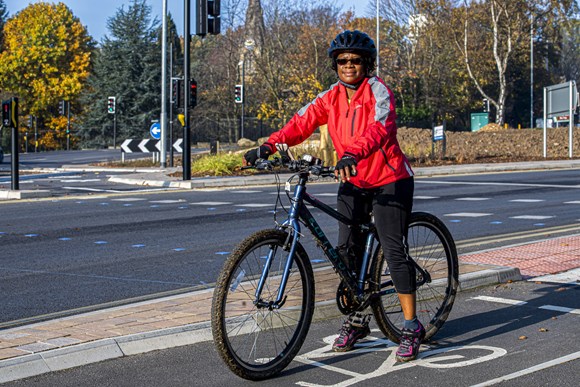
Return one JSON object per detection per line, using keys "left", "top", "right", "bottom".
{"left": 254, "top": 170, "right": 399, "bottom": 310}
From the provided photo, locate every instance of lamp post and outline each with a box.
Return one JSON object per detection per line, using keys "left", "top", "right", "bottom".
{"left": 530, "top": 13, "right": 534, "bottom": 128}
{"left": 376, "top": 0, "right": 380, "bottom": 75}
{"left": 240, "top": 39, "right": 255, "bottom": 140}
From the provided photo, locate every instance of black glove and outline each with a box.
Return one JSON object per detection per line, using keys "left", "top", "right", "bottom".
{"left": 243, "top": 144, "right": 272, "bottom": 166}
{"left": 334, "top": 153, "right": 357, "bottom": 181}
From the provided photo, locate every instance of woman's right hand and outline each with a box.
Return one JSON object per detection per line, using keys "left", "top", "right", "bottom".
{"left": 243, "top": 145, "right": 272, "bottom": 166}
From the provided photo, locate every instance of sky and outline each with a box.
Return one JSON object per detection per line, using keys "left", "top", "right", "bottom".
{"left": 3, "top": 0, "right": 369, "bottom": 43}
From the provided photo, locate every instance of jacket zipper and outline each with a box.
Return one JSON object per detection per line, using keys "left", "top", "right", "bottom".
{"left": 350, "top": 109, "right": 357, "bottom": 137}
{"left": 380, "top": 148, "right": 396, "bottom": 171}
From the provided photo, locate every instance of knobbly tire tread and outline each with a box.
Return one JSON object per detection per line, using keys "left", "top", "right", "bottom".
{"left": 211, "top": 229, "right": 315, "bottom": 380}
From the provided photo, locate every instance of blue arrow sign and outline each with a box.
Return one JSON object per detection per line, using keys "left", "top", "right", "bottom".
{"left": 150, "top": 122, "right": 161, "bottom": 140}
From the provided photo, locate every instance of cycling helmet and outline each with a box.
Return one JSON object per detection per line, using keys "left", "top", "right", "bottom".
{"left": 328, "top": 30, "right": 377, "bottom": 60}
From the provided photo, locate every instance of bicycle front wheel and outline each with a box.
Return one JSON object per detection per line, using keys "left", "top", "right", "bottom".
{"left": 371, "top": 211, "right": 459, "bottom": 343}
{"left": 211, "top": 229, "right": 315, "bottom": 380}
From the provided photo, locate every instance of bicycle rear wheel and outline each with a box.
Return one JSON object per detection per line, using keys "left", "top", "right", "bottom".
{"left": 370, "top": 211, "right": 459, "bottom": 343}
{"left": 211, "top": 229, "right": 315, "bottom": 380}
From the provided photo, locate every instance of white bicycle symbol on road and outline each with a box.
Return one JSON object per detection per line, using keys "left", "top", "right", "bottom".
{"left": 294, "top": 330, "right": 507, "bottom": 387}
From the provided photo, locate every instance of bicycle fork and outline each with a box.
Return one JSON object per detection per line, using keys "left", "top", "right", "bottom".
{"left": 253, "top": 185, "right": 306, "bottom": 310}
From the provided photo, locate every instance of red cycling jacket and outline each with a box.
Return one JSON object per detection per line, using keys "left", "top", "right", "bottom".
{"left": 263, "top": 76, "right": 414, "bottom": 189}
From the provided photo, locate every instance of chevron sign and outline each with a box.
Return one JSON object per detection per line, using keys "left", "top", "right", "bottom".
{"left": 120, "top": 139, "right": 183, "bottom": 153}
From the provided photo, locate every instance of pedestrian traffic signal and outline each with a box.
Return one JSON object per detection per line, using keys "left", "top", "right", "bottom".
{"left": 196, "top": 0, "right": 220, "bottom": 36}
{"left": 234, "top": 84, "right": 243, "bottom": 104}
{"left": 1, "top": 98, "right": 18, "bottom": 128}
{"left": 189, "top": 79, "right": 198, "bottom": 108}
{"left": 107, "top": 96, "right": 116, "bottom": 114}
{"left": 58, "top": 100, "right": 65, "bottom": 116}
{"left": 172, "top": 78, "right": 182, "bottom": 106}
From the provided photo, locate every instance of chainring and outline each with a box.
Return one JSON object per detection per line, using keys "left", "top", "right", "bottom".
{"left": 336, "top": 280, "right": 361, "bottom": 315}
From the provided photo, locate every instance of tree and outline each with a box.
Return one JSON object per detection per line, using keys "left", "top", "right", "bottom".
{"left": 78, "top": 0, "right": 161, "bottom": 148}
{"left": 0, "top": 0, "right": 7, "bottom": 50}
{"left": 0, "top": 2, "right": 92, "bottom": 149}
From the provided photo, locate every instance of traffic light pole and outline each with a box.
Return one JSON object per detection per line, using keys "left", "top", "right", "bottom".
{"left": 183, "top": 0, "right": 191, "bottom": 180}
{"left": 113, "top": 112, "right": 117, "bottom": 149}
{"left": 66, "top": 101, "right": 71, "bottom": 151}
{"left": 160, "top": 0, "right": 168, "bottom": 168}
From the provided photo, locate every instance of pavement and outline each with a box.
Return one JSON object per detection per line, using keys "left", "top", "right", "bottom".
{"left": 1, "top": 159, "right": 580, "bottom": 383}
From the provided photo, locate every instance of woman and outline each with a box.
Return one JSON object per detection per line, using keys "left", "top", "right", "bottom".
{"left": 244, "top": 30, "right": 423, "bottom": 362}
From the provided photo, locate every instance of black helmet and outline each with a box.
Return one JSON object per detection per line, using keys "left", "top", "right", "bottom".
{"left": 328, "top": 30, "right": 377, "bottom": 60}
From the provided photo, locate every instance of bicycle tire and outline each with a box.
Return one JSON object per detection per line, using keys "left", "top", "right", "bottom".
{"left": 370, "top": 211, "right": 459, "bottom": 343}
{"left": 211, "top": 229, "right": 315, "bottom": 380}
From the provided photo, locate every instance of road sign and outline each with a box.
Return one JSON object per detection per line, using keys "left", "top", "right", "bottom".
{"left": 172, "top": 138, "right": 183, "bottom": 153}
{"left": 120, "top": 139, "right": 183, "bottom": 153}
{"left": 150, "top": 122, "right": 161, "bottom": 140}
{"left": 433, "top": 125, "right": 445, "bottom": 141}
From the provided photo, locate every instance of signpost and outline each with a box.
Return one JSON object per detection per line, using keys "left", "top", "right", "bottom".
{"left": 1, "top": 98, "right": 19, "bottom": 190}
{"left": 432, "top": 122, "right": 446, "bottom": 160}
{"left": 543, "top": 81, "right": 578, "bottom": 158}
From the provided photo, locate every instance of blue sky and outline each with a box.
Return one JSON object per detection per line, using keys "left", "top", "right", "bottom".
{"left": 3, "top": 0, "right": 369, "bottom": 43}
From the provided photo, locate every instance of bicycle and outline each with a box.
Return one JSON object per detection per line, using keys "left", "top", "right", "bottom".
{"left": 211, "top": 145, "right": 459, "bottom": 380}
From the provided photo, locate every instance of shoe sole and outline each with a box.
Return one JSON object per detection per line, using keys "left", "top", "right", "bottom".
{"left": 332, "top": 329, "right": 371, "bottom": 352}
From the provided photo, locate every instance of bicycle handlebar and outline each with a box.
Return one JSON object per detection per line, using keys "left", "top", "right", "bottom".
{"left": 245, "top": 154, "right": 336, "bottom": 178}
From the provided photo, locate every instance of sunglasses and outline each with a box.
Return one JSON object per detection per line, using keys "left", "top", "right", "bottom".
{"left": 336, "top": 57, "right": 363, "bottom": 66}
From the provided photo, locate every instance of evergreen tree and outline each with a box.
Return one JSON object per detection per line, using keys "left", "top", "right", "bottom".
{"left": 0, "top": 0, "right": 8, "bottom": 52}
{"left": 78, "top": 0, "right": 161, "bottom": 148}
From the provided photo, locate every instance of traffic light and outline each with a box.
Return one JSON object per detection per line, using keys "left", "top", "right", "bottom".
{"left": 29, "top": 115, "right": 34, "bottom": 127}
{"left": 234, "top": 84, "right": 243, "bottom": 104}
{"left": 482, "top": 98, "right": 488, "bottom": 113}
{"left": 196, "top": 0, "right": 220, "bottom": 36}
{"left": 2, "top": 101, "right": 10, "bottom": 127}
{"left": 58, "top": 100, "right": 65, "bottom": 116}
{"left": 189, "top": 79, "right": 197, "bottom": 108}
{"left": 172, "top": 78, "right": 182, "bottom": 106}
{"left": 107, "top": 96, "right": 116, "bottom": 114}
{"left": 2, "top": 98, "right": 18, "bottom": 128}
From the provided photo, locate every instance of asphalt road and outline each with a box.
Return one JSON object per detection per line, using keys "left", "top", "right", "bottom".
{"left": 4, "top": 280, "right": 578, "bottom": 386}
{"left": 1, "top": 169, "right": 579, "bottom": 328}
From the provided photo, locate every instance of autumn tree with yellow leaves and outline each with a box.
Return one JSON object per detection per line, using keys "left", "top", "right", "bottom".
{"left": 0, "top": 2, "right": 93, "bottom": 150}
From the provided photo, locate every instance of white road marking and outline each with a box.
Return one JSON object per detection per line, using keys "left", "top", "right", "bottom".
{"left": 234, "top": 203, "right": 273, "bottom": 208}
{"left": 111, "top": 198, "right": 146, "bottom": 202}
{"left": 470, "top": 350, "right": 580, "bottom": 387}
{"left": 189, "top": 201, "right": 232, "bottom": 205}
{"left": 315, "top": 193, "right": 338, "bottom": 197}
{"left": 510, "top": 215, "right": 554, "bottom": 220}
{"left": 417, "top": 180, "right": 580, "bottom": 189}
{"left": 564, "top": 200, "right": 580, "bottom": 204}
{"left": 62, "top": 187, "right": 123, "bottom": 193}
{"left": 149, "top": 200, "right": 185, "bottom": 204}
{"left": 532, "top": 268, "right": 580, "bottom": 285}
{"left": 59, "top": 179, "right": 101, "bottom": 183}
{"left": 414, "top": 196, "right": 439, "bottom": 199}
{"left": 445, "top": 212, "right": 492, "bottom": 217}
{"left": 455, "top": 197, "right": 490, "bottom": 201}
{"left": 510, "top": 199, "right": 545, "bottom": 203}
{"left": 471, "top": 296, "right": 527, "bottom": 306}
{"left": 473, "top": 295, "right": 580, "bottom": 315}
{"left": 538, "top": 305, "right": 580, "bottom": 315}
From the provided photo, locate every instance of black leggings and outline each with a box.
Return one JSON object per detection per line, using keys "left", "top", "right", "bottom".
{"left": 336, "top": 177, "right": 415, "bottom": 294}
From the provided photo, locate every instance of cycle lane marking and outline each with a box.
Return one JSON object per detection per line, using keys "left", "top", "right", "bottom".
{"left": 294, "top": 332, "right": 506, "bottom": 387}
{"left": 469, "top": 350, "right": 580, "bottom": 387}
